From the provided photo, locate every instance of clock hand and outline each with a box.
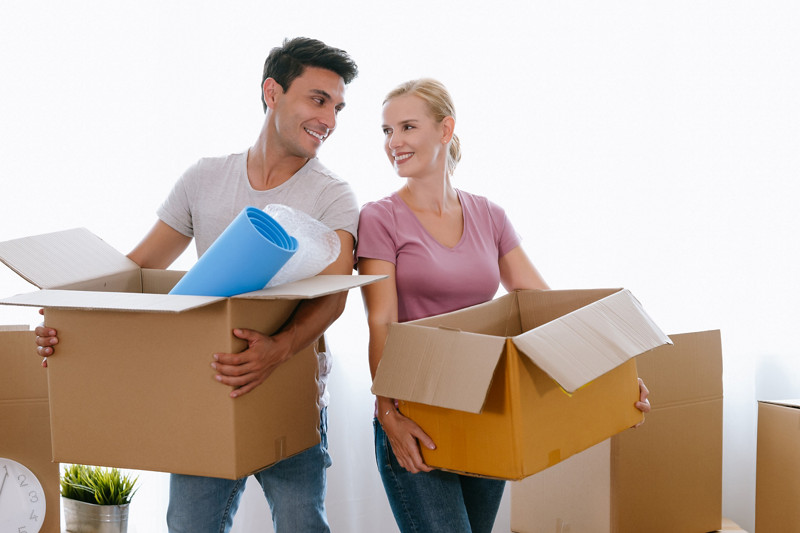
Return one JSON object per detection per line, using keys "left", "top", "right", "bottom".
{"left": 0, "top": 466, "right": 8, "bottom": 496}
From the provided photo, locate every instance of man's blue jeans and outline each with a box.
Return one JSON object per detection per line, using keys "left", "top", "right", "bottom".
{"left": 167, "top": 409, "right": 332, "bottom": 533}
{"left": 374, "top": 419, "right": 505, "bottom": 533}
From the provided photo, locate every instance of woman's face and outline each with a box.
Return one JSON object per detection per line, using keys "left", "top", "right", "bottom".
{"left": 381, "top": 94, "right": 448, "bottom": 179}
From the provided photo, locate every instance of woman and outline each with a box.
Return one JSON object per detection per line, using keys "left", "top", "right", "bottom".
{"left": 355, "top": 78, "right": 550, "bottom": 532}
{"left": 357, "top": 79, "right": 650, "bottom": 532}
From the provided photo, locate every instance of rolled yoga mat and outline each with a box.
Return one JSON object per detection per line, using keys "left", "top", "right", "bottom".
{"left": 169, "top": 206, "right": 298, "bottom": 297}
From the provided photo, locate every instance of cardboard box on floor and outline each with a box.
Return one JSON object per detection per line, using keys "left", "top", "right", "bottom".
{"left": 756, "top": 399, "right": 800, "bottom": 532}
{"left": 372, "top": 288, "right": 672, "bottom": 480}
{"left": 0, "top": 326, "right": 61, "bottom": 533}
{"left": 510, "top": 330, "right": 724, "bottom": 533}
{"left": 0, "top": 228, "right": 382, "bottom": 480}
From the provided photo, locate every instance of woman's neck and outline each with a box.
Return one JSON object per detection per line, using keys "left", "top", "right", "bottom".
{"left": 399, "top": 173, "right": 457, "bottom": 216}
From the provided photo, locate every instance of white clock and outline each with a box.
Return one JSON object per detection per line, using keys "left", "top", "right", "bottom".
{"left": 0, "top": 457, "right": 46, "bottom": 533}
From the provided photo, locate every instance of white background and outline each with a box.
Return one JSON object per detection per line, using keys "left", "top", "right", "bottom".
{"left": 2, "top": 2, "right": 799, "bottom": 531}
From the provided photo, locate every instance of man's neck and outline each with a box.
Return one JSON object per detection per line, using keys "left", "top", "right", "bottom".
{"left": 246, "top": 123, "right": 310, "bottom": 191}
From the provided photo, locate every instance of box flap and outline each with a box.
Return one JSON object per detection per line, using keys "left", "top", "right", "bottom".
{"left": 0, "top": 227, "right": 139, "bottom": 289}
{"left": 371, "top": 323, "right": 507, "bottom": 413}
{"left": 512, "top": 289, "right": 671, "bottom": 393}
{"left": 0, "top": 289, "right": 224, "bottom": 313}
{"left": 758, "top": 399, "right": 800, "bottom": 409}
{"left": 233, "top": 274, "right": 386, "bottom": 300}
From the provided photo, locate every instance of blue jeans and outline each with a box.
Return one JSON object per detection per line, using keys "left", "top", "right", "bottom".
{"left": 374, "top": 419, "right": 505, "bottom": 533}
{"left": 167, "top": 409, "right": 332, "bottom": 533}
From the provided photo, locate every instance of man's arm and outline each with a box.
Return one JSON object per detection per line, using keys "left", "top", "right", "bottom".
{"left": 211, "top": 229, "right": 355, "bottom": 398}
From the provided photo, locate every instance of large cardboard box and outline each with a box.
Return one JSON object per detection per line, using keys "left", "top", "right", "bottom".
{"left": 511, "top": 330, "right": 723, "bottom": 533}
{"left": 372, "top": 288, "right": 671, "bottom": 480}
{"left": 0, "top": 326, "right": 60, "bottom": 533}
{"left": 0, "top": 228, "right": 382, "bottom": 480}
{"left": 756, "top": 399, "right": 800, "bottom": 532}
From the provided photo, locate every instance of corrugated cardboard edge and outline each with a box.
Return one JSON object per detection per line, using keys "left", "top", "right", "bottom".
{"left": 512, "top": 289, "right": 672, "bottom": 393}
{"left": 0, "top": 275, "right": 387, "bottom": 313}
{"left": 372, "top": 323, "right": 507, "bottom": 413}
{"left": 0, "top": 227, "right": 139, "bottom": 289}
{"left": 757, "top": 398, "right": 800, "bottom": 409}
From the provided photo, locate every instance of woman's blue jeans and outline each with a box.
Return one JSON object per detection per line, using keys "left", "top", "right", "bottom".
{"left": 374, "top": 419, "right": 505, "bottom": 533}
{"left": 166, "top": 408, "right": 332, "bottom": 533}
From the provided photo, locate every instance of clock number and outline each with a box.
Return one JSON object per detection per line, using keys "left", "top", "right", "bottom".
{"left": 18, "top": 527, "right": 29, "bottom": 533}
{"left": 17, "top": 473, "right": 28, "bottom": 487}
{"left": 28, "top": 489, "right": 39, "bottom": 503}
{"left": 30, "top": 509, "right": 40, "bottom": 521}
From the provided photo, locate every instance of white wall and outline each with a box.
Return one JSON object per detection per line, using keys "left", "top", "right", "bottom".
{"left": 2, "top": 2, "right": 799, "bottom": 531}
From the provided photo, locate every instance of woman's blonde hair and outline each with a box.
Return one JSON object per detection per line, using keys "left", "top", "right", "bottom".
{"left": 384, "top": 78, "right": 461, "bottom": 176}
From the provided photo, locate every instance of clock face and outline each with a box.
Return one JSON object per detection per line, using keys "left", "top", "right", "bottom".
{"left": 0, "top": 458, "right": 46, "bottom": 533}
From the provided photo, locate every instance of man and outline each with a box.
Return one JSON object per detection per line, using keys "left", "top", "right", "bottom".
{"left": 34, "top": 37, "right": 359, "bottom": 532}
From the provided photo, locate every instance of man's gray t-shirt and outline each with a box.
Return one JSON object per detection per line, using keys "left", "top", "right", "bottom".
{"left": 157, "top": 151, "right": 359, "bottom": 407}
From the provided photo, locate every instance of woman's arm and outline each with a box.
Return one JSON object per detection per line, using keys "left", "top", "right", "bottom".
{"left": 499, "top": 245, "right": 549, "bottom": 291}
{"left": 358, "top": 257, "right": 436, "bottom": 473}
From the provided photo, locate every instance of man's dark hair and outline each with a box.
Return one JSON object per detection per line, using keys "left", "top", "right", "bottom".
{"left": 261, "top": 37, "right": 359, "bottom": 112}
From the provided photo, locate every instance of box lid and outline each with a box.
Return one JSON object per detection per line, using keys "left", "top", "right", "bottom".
{"left": 512, "top": 289, "right": 671, "bottom": 393}
{"left": 0, "top": 227, "right": 138, "bottom": 289}
{"left": 373, "top": 288, "right": 671, "bottom": 413}
{"left": 371, "top": 324, "right": 507, "bottom": 413}
{"left": 0, "top": 275, "right": 385, "bottom": 313}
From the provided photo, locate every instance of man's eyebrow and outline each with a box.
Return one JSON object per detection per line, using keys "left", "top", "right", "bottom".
{"left": 311, "top": 88, "right": 346, "bottom": 109}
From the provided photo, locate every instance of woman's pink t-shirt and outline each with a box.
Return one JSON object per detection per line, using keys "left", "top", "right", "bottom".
{"left": 356, "top": 189, "right": 521, "bottom": 322}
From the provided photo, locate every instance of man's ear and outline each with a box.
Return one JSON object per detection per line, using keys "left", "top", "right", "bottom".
{"left": 262, "top": 78, "right": 283, "bottom": 110}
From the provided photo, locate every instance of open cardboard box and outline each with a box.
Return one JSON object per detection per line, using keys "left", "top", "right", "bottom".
{"left": 372, "top": 288, "right": 671, "bottom": 480}
{"left": 511, "top": 330, "right": 724, "bottom": 533}
{"left": 0, "top": 228, "right": 382, "bottom": 479}
{"left": 0, "top": 326, "right": 61, "bottom": 533}
{"left": 756, "top": 399, "right": 800, "bottom": 532}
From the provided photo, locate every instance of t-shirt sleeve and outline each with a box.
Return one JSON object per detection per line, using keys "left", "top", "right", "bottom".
{"left": 156, "top": 164, "right": 196, "bottom": 238}
{"left": 487, "top": 198, "right": 522, "bottom": 257}
{"left": 316, "top": 179, "right": 360, "bottom": 242}
{"left": 355, "top": 201, "right": 398, "bottom": 265}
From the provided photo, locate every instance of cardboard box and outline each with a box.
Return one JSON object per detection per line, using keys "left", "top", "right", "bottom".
{"left": 511, "top": 330, "right": 723, "bottom": 533}
{"left": 372, "top": 288, "right": 671, "bottom": 480}
{"left": 0, "top": 326, "right": 60, "bottom": 533}
{"left": 756, "top": 399, "right": 800, "bottom": 532}
{"left": 0, "top": 228, "right": 382, "bottom": 479}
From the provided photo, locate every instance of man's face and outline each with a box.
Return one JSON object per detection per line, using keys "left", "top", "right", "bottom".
{"left": 269, "top": 66, "right": 346, "bottom": 159}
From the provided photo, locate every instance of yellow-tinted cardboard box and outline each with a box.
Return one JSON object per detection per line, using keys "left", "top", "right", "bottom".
{"left": 0, "top": 228, "right": 382, "bottom": 480}
{"left": 372, "top": 288, "right": 671, "bottom": 480}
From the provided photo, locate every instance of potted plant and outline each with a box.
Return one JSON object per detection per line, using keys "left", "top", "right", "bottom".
{"left": 61, "top": 464, "right": 138, "bottom": 533}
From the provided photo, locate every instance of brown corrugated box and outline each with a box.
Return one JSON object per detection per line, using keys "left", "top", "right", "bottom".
{"left": 371, "top": 288, "right": 671, "bottom": 480}
{"left": 0, "top": 228, "right": 382, "bottom": 480}
{"left": 511, "top": 330, "right": 724, "bottom": 533}
{"left": 0, "top": 326, "right": 60, "bottom": 533}
{"left": 756, "top": 399, "right": 800, "bottom": 532}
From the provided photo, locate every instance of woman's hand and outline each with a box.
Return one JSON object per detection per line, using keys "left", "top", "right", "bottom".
{"left": 379, "top": 405, "right": 436, "bottom": 474}
{"left": 633, "top": 377, "right": 651, "bottom": 428}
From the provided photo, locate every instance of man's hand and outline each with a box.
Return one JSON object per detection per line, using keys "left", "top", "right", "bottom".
{"left": 211, "top": 328, "right": 292, "bottom": 398}
{"left": 34, "top": 309, "right": 58, "bottom": 367}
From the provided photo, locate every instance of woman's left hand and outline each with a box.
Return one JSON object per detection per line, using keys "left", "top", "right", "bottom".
{"left": 633, "top": 377, "right": 650, "bottom": 428}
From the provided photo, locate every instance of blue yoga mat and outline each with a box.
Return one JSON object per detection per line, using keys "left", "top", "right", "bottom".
{"left": 169, "top": 207, "right": 298, "bottom": 297}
